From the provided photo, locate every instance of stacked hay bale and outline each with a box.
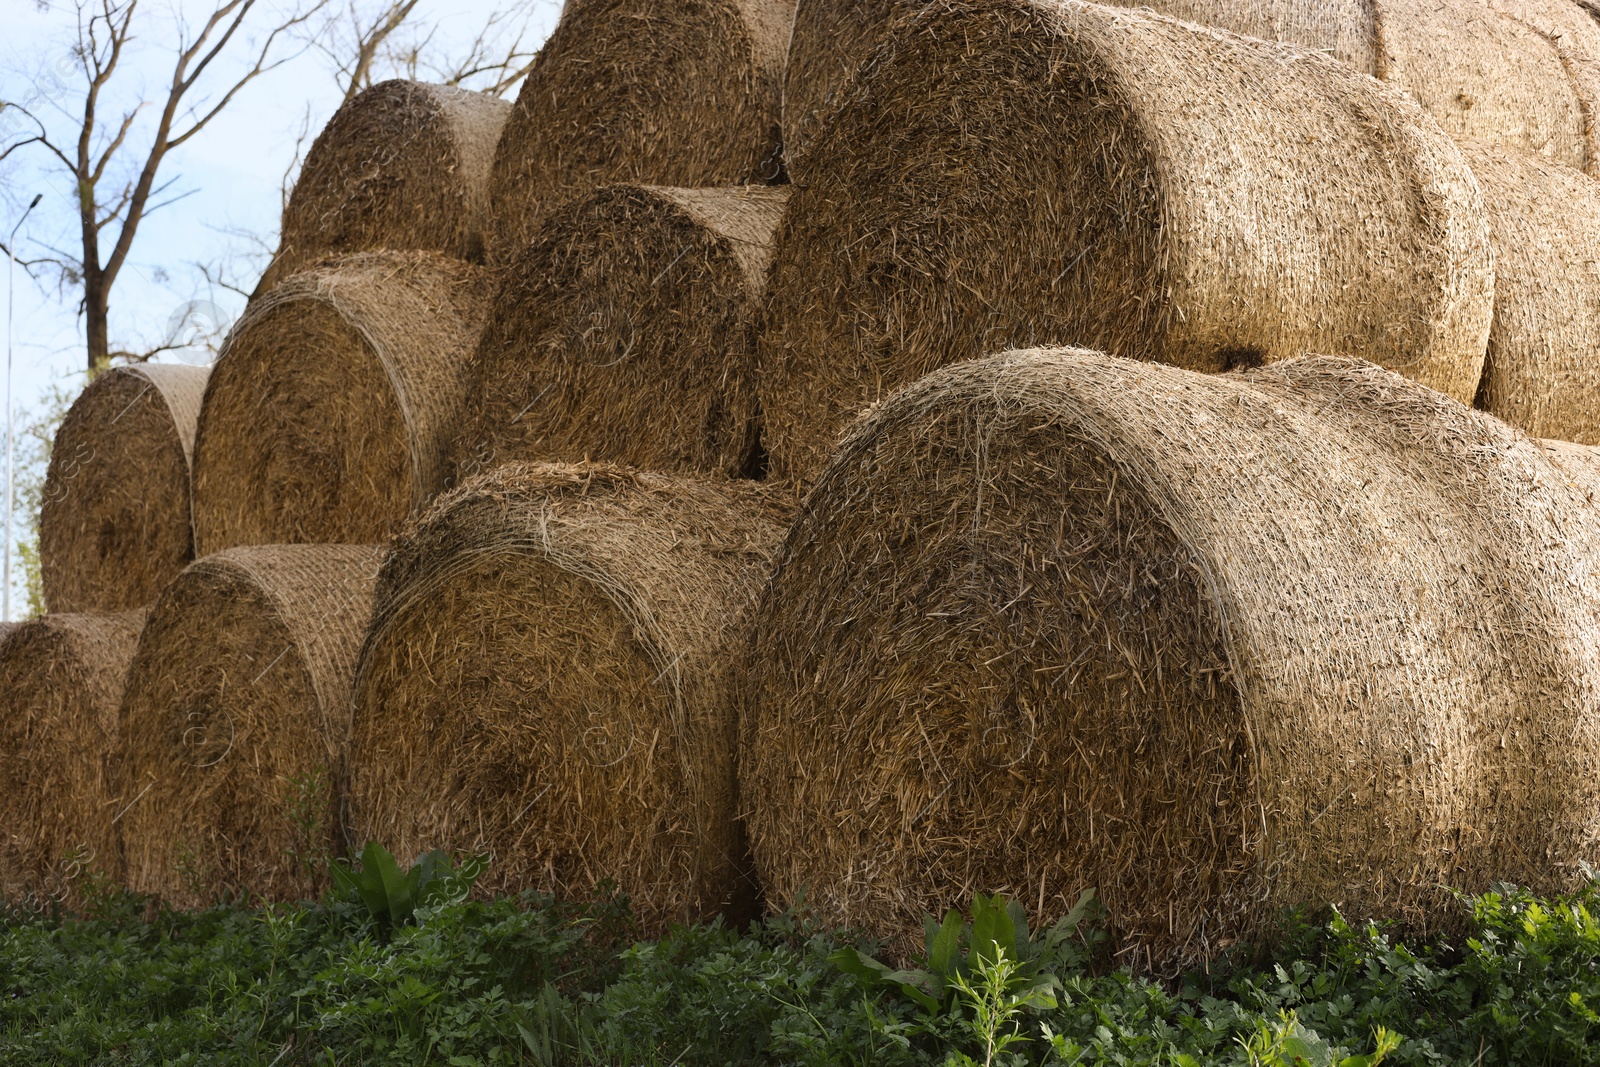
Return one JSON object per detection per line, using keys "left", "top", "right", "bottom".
{"left": 0, "top": 610, "right": 147, "bottom": 906}
{"left": 741, "top": 347, "right": 1600, "bottom": 974}
{"left": 350, "top": 463, "right": 788, "bottom": 930}
{"left": 39, "top": 364, "right": 208, "bottom": 613}
{"left": 257, "top": 81, "right": 511, "bottom": 294}
{"left": 458, "top": 185, "right": 789, "bottom": 481}
{"left": 192, "top": 251, "right": 491, "bottom": 554}
{"left": 758, "top": 0, "right": 1494, "bottom": 483}
{"left": 115, "top": 545, "right": 383, "bottom": 906}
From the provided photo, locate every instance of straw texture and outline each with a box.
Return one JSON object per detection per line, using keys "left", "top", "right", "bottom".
{"left": 757, "top": 0, "right": 1495, "bottom": 484}
{"left": 459, "top": 185, "right": 789, "bottom": 481}
{"left": 116, "top": 545, "right": 383, "bottom": 907}
{"left": 39, "top": 364, "right": 208, "bottom": 613}
{"left": 193, "top": 251, "right": 491, "bottom": 555}
{"left": 351, "top": 463, "right": 788, "bottom": 931}
{"left": 741, "top": 347, "right": 1600, "bottom": 974}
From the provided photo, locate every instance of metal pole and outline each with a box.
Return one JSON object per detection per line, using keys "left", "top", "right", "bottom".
{"left": 6, "top": 194, "right": 42, "bottom": 623}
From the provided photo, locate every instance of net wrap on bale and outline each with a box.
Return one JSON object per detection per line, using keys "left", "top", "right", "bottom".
{"left": 741, "top": 347, "right": 1600, "bottom": 974}
{"left": 351, "top": 462, "right": 788, "bottom": 931}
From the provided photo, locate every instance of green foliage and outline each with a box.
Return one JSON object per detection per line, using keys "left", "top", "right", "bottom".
{"left": 329, "top": 841, "right": 488, "bottom": 934}
{"left": 10, "top": 379, "right": 75, "bottom": 618}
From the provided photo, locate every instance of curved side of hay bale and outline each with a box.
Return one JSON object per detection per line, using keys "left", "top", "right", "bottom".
{"left": 459, "top": 185, "right": 789, "bottom": 481}
{"left": 1462, "top": 144, "right": 1600, "bottom": 443}
{"left": 115, "top": 545, "right": 383, "bottom": 907}
{"left": 0, "top": 610, "right": 147, "bottom": 905}
{"left": 40, "top": 364, "right": 209, "bottom": 613}
{"left": 259, "top": 81, "right": 511, "bottom": 294}
{"left": 757, "top": 0, "right": 1494, "bottom": 484}
{"left": 351, "top": 463, "right": 788, "bottom": 931}
{"left": 485, "top": 0, "right": 794, "bottom": 262}
{"left": 741, "top": 347, "right": 1600, "bottom": 973}
{"left": 193, "top": 251, "right": 491, "bottom": 555}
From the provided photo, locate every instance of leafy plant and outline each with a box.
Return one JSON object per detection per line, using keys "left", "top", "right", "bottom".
{"left": 329, "top": 841, "right": 488, "bottom": 933}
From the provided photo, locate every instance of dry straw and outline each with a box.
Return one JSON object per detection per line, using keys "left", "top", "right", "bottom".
{"left": 351, "top": 462, "right": 788, "bottom": 931}
{"left": 258, "top": 81, "right": 510, "bottom": 294}
{"left": 192, "top": 251, "right": 491, "bottom": 555}
{"left": 741, "top": 347, "right": 1600, "bottom": 974}
{"left": 459, "top": 185, "right": 789, "bottom": 481}
{"left": 485, "top": 0, "right": 794, "bottom": 262}
{"left": 0, "top": 610, "right": 146, "bottom": 907}
{"left": 115, "top": 545, "right": 383, "bottom": 907}
{"left": 39, "top": 364, "right": 207, "bottom": 613}
{"left": 757, "top": 0, "right": 1494, "bottom": 484}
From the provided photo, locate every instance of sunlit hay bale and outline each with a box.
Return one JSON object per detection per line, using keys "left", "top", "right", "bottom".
{"left": 350, "top": 463, "right": 789, "bottom": 931}
{"left": 0, "top": 610, "right": 147, "bottom": 907}
{"left": 458, "top": 185, "right": 789, "bottom": 482}
{"left": 192, "top": 251, "right": 491, "bottom": 556}
{"left": 257, "top": 81, "right": 511, "bottom": 294}
{"left": 484, "top": 0, "right": 793, "bottom": 263}
{"left": 39, "top": 365, "right": 208, "bottom": 613}
{"left": 756, "top": 0, "right": 1495, "bottom": 485}
{"left": 115, "top": 545, "right": 383, "bottom": 907}
{"left": 741, "top": 347, "right": 1600, "bottom": 975}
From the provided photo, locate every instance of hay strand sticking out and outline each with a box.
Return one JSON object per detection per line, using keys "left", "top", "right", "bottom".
{"left": 40, "top": 364, "right": 208, "bottom": 613}
{"left": 193, "top": 251, "right": 491, "bottom": 556}
{"left": 351, "top": 463, "right": 789, "bottom": 931}
{"left": 485, "top": 0, "right": 794, "bottom": 262}
{"left": 115, "top": 545, "right": 383, "bottom": 907}
{"left": 757, "top": 0, "right": 1494, "bottom": 484}
{"left": 741, "top": 347, "right": 1600, "bottom": 974}
{"left": 459, "top": 185, "right": 790, "bottom": 481}
{"left": 0, "top": 610, "right": 147, "bottom": 906}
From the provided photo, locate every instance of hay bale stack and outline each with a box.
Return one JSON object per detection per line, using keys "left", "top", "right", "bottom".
{"left": 741, "top": 347, "right": 1600, "bottom": 973}
{"left": 1540, "top": 439, "right": 1600, "bottom": 505}
{"left": 192, "top": 251, "right": 490, "bottom": 555}
{"left": 39, "top": 364, "right": 207, "bottom": 613}
{"left": 115, "top": 545, "right": 382, "bottom": 907}
{"left": 757, "top": 0, "right": 1494, "bottom": 484}
{"left": 485, "top": 0, "right": 793, "bottom": 262}
{"left": 459, "top": 185, "right": 789, "bottom": 481}
{"left": 1462, "top": 144, "right": 1600, "bottom": 443}
{"left": 0, "top": 610, "right": 147, "bottom": 906}
{"left": 258, "top": 81, "right": 510, "bottom": 295}
{"left": 351, "top": 463, "right": 788, "bottom": 930}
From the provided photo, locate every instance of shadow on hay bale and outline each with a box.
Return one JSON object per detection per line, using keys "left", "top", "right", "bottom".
{"left": 0, "top": 610, "right": 146, "bottom": 908}
{"left": 458, "top": 184, "right": 789, "bottom": 482}
{"left": 257, "top": 80, "right": 510, "bottom": 295}
{"left": 740, "top": 347, "right": 1600, "bottom": 975}
{"left": 115, "top": 545, "right": 383, "bottom": 907}
{"left": 192, "top": 251, "right": 491, "bottom": 556}
{"left": 39, "top": 364, "right": 207, "bottom": 614}
{"left": 485, "top": 0, "right": 793, "bottom": 263}
{"left": 757, "top": 0, "right": 1494, "bottom": 485}
{"left": 350, "top": 463, "right": 789, "bottom": 931}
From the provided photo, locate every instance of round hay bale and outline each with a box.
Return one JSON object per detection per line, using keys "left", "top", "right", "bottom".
{"left": 192, "top": 251, "right": 491, "bottom": 556}
{"left": 1461, "top": 144, "right": 1600, "bottom": 443}
{"left": 741, "top": 346, "right": 1600, "bottom": 974}
{"left": 258, "top": 81, "right": 511, "bottom": 295}
{"left": 484, "top": 0, "right": 793, "bottom": 263}
{"left": 459, "top": 185, "right": 790, "bottom": 481}
{"left": 757, "top": 0, "right": 1495, "bottom": 484}
{"left": 39, "top": 364, "right": 208, "bottom": 613}
{"left": 0, "top": 610, "right": 147, "bottom": 906}
{"left": 350, "top": 463, "right": 788, "bottom": 930}
{"left": 115, "top": 545, "right": 383, "bottom": 907}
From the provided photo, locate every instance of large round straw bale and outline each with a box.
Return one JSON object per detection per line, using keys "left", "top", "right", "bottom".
{"left": 115, "top": 545, "right": 383, "bottom": 906}
{"left": 39, "top": 364, "right": 207, "bottom": 613}
{"left": 485, "top": 0, "right": 793, "bottom": 262}
{"left": 258, "top": 81, "right": 511, "bottom": 295}
{"left": 192, "top": 251, "right": 491, "bottom": 556}
{"left": 757, "top": 0, "right": 1495, "bottom": 484}
{"left": 350, "top": 463, "right": 788, "bottom": 930}
{"left": 459, "top": 185, "right": 789, "bottom": 481}
{"left": 0, "top": 610, "right": 146, "bottom": 906}
{"left": 741, "top": 346, "right": 1600, "bottom": 974}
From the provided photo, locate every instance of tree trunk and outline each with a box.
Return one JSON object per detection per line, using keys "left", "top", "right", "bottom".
{"left": 84, "top": 269, "right": 110, "bottom": 376}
